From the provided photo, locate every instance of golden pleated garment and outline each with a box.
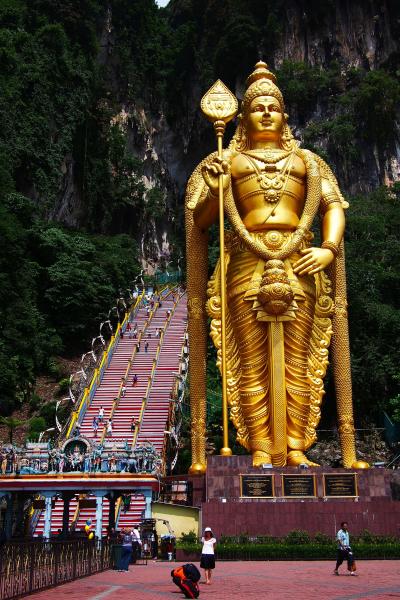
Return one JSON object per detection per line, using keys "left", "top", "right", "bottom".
{"left": 207, "top": 230, "right": 334, "bottom": 465}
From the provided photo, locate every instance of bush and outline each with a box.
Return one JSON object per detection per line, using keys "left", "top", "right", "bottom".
{"left": 180, "top": 530, "right": 198, "bottom": 544}
{"left": 57, "top": 378, "right": 70, "bottom": 396}
{"left": 313, "top": 532, "right": 332, "bottom": 545}
{"left": 28, "top": 416, "right": 46, "bottom": 441}
{"left": 29, "top": 393, "right": 42, "bottom": 413}
{"left": 177, "top": 530, "right": 400, "bottom": 560}
{"left": 285, "top": 530, "right": 311, "bottom": 545}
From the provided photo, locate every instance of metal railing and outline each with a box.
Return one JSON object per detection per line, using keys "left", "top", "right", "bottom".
{"left": 0, "top": 539, "right": 111, "bottom": 600}
{"left": 65, "top": 292, "right": 144, "bottom": 440}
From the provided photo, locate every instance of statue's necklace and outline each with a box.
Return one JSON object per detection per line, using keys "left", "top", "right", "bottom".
{"left": 243, "top": 148, "right": 292, "bottom": 164}
{"left": 243, "top": 151, "right": 294, "bottom": 204}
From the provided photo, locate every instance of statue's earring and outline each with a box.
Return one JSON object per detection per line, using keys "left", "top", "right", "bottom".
{"left": 234, "top": 113, "right": 247, "bottom": 151}
{"left": 281, "top": 122, "right": 294, "bottom": 151}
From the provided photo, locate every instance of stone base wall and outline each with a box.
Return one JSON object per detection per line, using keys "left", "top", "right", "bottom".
{"left": 202, "top": 497, "right": 400, "bottom": 537}
{"left": 200, "top": 455, "right": 400, "bottom": 537}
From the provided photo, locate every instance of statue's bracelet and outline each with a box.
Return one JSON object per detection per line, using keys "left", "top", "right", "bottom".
{"left": 321, "top": 240, "right": 339, "bottom": 257}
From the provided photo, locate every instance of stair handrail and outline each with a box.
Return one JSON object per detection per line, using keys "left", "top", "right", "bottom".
{"left": 118, "top": 298, "right": 163, "bottom": 449}
{"left": 65, "top": 291, "right": 145, "bottom": 439}
{"left": 29, "top": 494, "right": 43, "bottom": 535}
{"left": 70, "top": 494, "right": 84, "bottom": 532}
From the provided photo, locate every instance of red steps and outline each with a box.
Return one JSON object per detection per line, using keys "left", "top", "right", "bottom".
{"left": 116, "top": 495, "right": 146, "bottom": 530}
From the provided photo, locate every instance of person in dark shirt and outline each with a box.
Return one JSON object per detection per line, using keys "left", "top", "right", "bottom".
{"left": 118, "top": 529, "right": 133, "bottom": 572}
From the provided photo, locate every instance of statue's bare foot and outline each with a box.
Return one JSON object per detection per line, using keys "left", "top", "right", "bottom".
{"left": 252, "top": 451, "right": 272, "bottom": 467}
{"left": 287, "top": 450, "right": 319, "bottom": 467}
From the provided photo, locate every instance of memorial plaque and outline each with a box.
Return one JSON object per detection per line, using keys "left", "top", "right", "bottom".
{"left": 282, "top": 474, "right": 316, "bottom": 497}
{"left": 240, "top": 474, "right": 274, "bottom": 498}
{"left": 323, "top": 473, "right": 357, "bottom": 497}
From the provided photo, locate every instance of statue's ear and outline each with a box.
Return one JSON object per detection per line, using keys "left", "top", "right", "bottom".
{"left": 284, "top": 113, "right": 289, "bottom": 120}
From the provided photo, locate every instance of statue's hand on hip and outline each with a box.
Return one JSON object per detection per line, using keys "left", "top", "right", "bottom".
{"left": 293, "top": 247, "right": 335, "bottom": 276}
{"left": 201, "top": 156, "right": 230, "bottom": 195}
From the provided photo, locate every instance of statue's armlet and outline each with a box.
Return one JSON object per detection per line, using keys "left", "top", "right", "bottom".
{"left": 311, "top": 152, "right": 349, "bottom": 214}
{"left": 320, "top": 177, "right": 345, "bottom": 215}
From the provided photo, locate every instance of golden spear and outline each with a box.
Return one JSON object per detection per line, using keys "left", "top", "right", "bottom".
{"left": 200, "top": 80, "right": 238, "bottom": 456}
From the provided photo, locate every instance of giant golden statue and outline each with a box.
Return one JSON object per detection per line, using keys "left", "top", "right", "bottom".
{"left": 186, "top": 62, "right": 367, "bottom": 473}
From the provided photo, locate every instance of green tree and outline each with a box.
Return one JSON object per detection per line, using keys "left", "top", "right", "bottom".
{"left": 0, "top": 416, "right": 24, "bottom": 443}
{"left": 28, "top": 416, "right": 47, "bottom": 442}
{"left": 346, "top": 184, "right": 400, "bottom": 419}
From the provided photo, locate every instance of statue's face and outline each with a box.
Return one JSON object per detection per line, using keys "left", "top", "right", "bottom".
{"left": 246, "top": 95, "right": 284, "bottom": 141}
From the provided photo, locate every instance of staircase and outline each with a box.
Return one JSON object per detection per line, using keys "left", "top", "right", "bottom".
{"left": 78, "top": 291, "right": 187, "bottom": 448}
{"left": 74, "top": 499, "right": 110, "bottom": 537}
{"left": 116, "top": 494, "right": 146, "bottom": 531}
{"left": 136, "top": 294, "right": 187, "bottom": 453}
{"left": 78, "top": 305, "right": 149, "bottom": 442}
{"left": 32, "top": 288, "right": 187, "bottom": 537}
{"left": 34, "top": 494, "right": 146, "bottom": 537}
{"left": 34, "top": 497, "right": 78, "bottom": 537}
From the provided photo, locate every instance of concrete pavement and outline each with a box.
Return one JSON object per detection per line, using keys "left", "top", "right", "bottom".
{"left": 25, "top": 560, "right": 400, "bottom": 600}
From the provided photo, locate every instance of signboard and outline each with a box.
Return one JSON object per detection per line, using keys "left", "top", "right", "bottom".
{"left": 323, "top": 473, "right": 358, "bottom": 497}
{"left": 240, "top": 474, "right": 274, "bottom": 498}
{"left": 282, "top": 474, "right": 316, "bottom": 497}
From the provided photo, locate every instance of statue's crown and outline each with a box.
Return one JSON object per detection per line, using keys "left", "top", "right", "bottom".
{"left": 242, "top": 61, "right": 284, "bottom": 112}
{"left": 245, "top": 61, "right": 277, "bottom": 87}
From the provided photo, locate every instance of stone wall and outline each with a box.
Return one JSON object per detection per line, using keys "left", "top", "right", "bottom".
{"left": 201, "top": 456, "right": 400, "bottom": 537}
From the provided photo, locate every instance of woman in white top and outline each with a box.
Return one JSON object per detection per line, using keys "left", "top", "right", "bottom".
{"left": 200, "top": 527, "right": 216, "bottom": 584}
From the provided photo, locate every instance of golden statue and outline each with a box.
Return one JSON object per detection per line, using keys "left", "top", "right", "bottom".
{"left": 186, "top": 62, "right": 368, "bottom": 472}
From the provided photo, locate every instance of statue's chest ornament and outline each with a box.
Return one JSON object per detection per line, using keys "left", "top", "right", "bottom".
{"left": 242, "top": 150, "right": 294, "bottom": 204}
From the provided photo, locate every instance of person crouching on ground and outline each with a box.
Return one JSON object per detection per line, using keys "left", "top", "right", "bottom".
{"left": 334, "top": 521, "right": 356, "bottom": 575}
{"left": 200, "top": 527, "right": 216, "bottom": 585}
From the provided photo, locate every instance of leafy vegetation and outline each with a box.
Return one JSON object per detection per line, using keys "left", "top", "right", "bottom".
{"left": 0, "top": 416, "right": 24, "bottom": 443}
{"left": 345, "top": 184, "right": 400, "bottom": 422}
{"left": 0, "top": 197, "right": 140, "bottom": 416}
{"left": 177, "top": 530, "right": 400, "bottom": 559}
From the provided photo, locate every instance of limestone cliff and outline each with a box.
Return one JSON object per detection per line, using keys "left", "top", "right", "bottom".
{"left": 49, "top": 0, "right": 400, "bottom": 264}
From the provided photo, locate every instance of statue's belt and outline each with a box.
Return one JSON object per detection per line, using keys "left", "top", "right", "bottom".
{"left": 224, "top": 228, "right": 313, "bottom": 255}
{"left": 225, "top": 230, "right": 315, "bottom": 315}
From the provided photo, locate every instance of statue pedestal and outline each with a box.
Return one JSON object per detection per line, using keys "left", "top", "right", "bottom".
{"left": 202, "top": 455, "right": 400, "bottom": 537}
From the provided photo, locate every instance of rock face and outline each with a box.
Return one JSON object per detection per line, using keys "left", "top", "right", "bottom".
{"left": 49, "top": 0, "right": 400, "bottom": 265}
{"left": 275, "top": 1, "right": 397, "bottom": 69}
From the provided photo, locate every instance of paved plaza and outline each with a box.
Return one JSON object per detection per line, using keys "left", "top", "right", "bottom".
{"left": 27, "top": 560, "right": 400, "bottom": 600}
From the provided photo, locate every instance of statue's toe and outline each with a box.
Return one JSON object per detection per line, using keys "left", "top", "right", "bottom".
{"left": 252, "top": 451, "right": 272, "bottom": 467}
{"left": 287, "top": 450, "right": 319, "bottom": 467}
{"left": 351, "top": 460, "right": 370, "bottom": 469}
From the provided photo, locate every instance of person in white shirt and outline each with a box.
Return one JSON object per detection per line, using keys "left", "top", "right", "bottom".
{"left": 131, "top": 526, "right": 142, "bottom": 564}
{"left": 98, "top": 406, "right": 104, "bottom": 422}
{"left": 334, "top": 521, "right": 355, "bottom": 575}
{"left": 200, "top": 527, "right": 216, "bottom": 585}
